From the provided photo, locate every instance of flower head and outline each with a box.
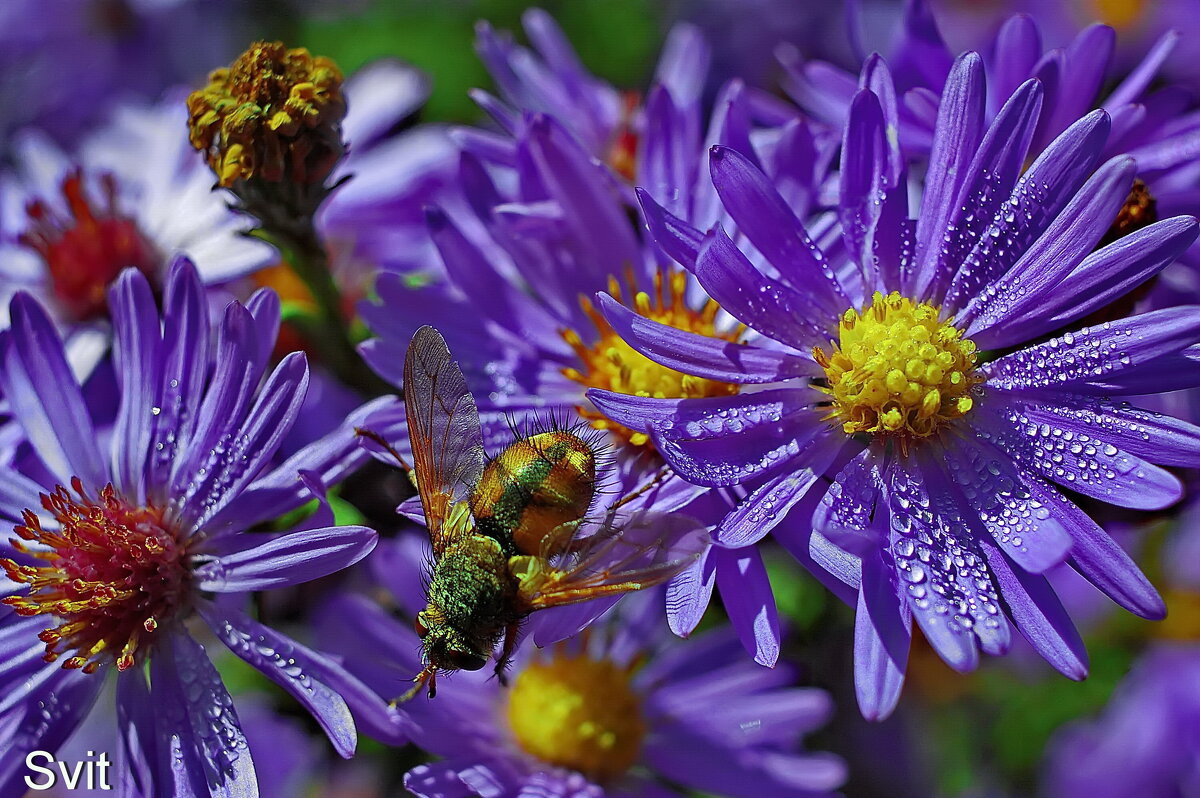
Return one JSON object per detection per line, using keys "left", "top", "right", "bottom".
{"left": 591, "top": 52, "right": 1200, "bottom": 719}
{"left": 188, "top": 40, "right": 346, "bottom": 189}
{"left": 319, "top": 538, "right": 846, "bottom": 798}
{"left": 0, "top": 94, "right": 275, "bottom": 330}
{"left": 0, "top": 259, "right": 405, "bottom": 796}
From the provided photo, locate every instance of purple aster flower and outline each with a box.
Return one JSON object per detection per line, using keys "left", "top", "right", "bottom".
{"left": 0, "top": 259, "right": 406, "bottom": 796}
{"left": 786, "top": 0, "right": 1200, "bottom": 233}
{"left": 318, "top": 536, "right": 846, "bottom": 798}
{"left": 590, "top": 52, "right": 1200, "bottom": 719}
{"left": 1043, "top": 643, "right": 1200, "bottom": 798}
{"left": 359, "top": 12, "right": 832, "bottom": 662}
{"left": 0, "top": 92, "right": 275, "bottom": 330}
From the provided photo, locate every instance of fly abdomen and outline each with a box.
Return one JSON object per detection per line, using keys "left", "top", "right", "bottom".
{"left": 471, "top": 431, "right": 597, "bottom": 556}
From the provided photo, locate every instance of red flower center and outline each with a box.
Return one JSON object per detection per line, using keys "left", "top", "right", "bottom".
{"left": 1, "top": 479, "right": 190, "bottom": 674}
{"left": 19, "top": 170, "right": 159, "bottom": 322}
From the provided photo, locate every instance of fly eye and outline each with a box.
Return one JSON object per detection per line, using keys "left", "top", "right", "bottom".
{"left": 414, "top": 614, "right": 429, "bottom": 637}
{"left": 446, "top": 650, "right": 487, "bottom": 672}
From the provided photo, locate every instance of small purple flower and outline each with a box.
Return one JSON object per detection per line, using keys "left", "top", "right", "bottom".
{"left": 1043, "top": 643, "right": 1200, "bottom": 798}
{"left": 591, "top": 52, "right": 1200, "bottom": 719}
{"left": 319, "top": 537, "right": 846, "bottom": 798}
{"left": 0, "top": 259, "right": 405, "bottom": 796}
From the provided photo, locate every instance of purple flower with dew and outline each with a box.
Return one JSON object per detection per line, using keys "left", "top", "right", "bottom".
{"left": 786, "top": 0, "right": 1200, "bottom": 235}
{"left": 318, "top": 536, "right": 846, "bottom": 798}
{"left": 0, "top": 93, "right": 275, "bottom": 332}
{"left": 590, "top": 51, "right": 1200, "bottom": 719}
{"left": 1043, "top": 643, "right": 1200, "bottom": 798}
{"left": 0, "top": 259, "right": 407, "bottom": 796}
{"left": 359, "top": 11, "right": 833, "bottom": 660}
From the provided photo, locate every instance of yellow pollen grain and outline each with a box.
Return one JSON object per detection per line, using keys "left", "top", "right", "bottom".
{"left": 814, "top": 291, "right": 980, "bottom": 443}
{"left": 560, "top": 268, "right": 743, "bottom": 447}
{"left": 506, "top": 646, "right": 644, "bottom": 782}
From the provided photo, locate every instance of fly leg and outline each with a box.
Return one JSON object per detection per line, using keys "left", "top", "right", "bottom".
{"left": 494, "top": 620, "right": 525, "bottom": 686}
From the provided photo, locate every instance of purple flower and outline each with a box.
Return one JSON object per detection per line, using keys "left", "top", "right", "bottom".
{"left": 591, "top": 52, "right": 1200, "bottom": 719}
{"left": 0, "top": 93, "right": 275, "bottom": 330}
{"left": 1043, "top": 643, "right": 1200, "bottom": 798}
{"left": 0, "top": 259, "right": 406, "bottom": 796}
{"left": 786, "top": 0, "right": 1200, "bottom": 227}
{"left": 319, "top": 536, "right": 846, "bottom": 798}
{"left": 358, "top": 10, "right": 829, "bottom": 661}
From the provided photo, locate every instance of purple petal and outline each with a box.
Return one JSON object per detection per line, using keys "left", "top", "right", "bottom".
{"left": 854, "top": 552, "right": 911, "bottom": 721}
{"left": 595, "top": 292, "right": 820, "bottom": 385}
{"left": 109, "top": 268, "right": 162, "bottom": 504}
{"left": 0, "top": 670, "right": 102, "bottom": 797}
{"left": 206, "top": 395, "right": 401, "bottom": 534}
{"left": 945, "top": 109, "right": 1112, "bottom": 317}
{"left": 919, "top": 78, "right": 1042, "bottom": 302}
{"left": 169, "top": 300, "right": 260, "bottom": 504}
{"left": 666, "top": 544, "right": 717, "bottom": 637}
{"left": 694, "top": 226, "right": 833, "bottom": 349}
{"left": 708, "top": 146, "right": 846, "bottom": 314}
{"left": 985, "top": 216, "right": 1199, "bottom": 344}
{"left": 715, "top": 546, "right": 780, "bottom": 666}
{"left": 648, "top": 392, "right": 828, "bottom": 487}
{"left": 195, "top": 526, "right": 378, "bottom": 592}
{"left": 637, "top": 187, "right": 705, "bottom": 269}
{"left": 972, "top": 403, "right": 1184, "bottom": 510}
{"left": 913, "top": 53, "right": 984, "bottom": 298}
{"left": 840, "top": 88, "right": 888, "bottom": 271}
{"left": 1104, "top": 29, "right": 1179, "bottom": 109}
{"left": 983, "top": 307, "right": 1200, "bottom": 396}
{"left": 146, "top": 258, "right": 209, "bottom": 506}
{"left": 813, "top": 448, "right": 887, "bottom": 558}
{"left": 964, "top": 155, "right": 1137, "bottom": 346}
{"left": 980, "top": 540, "right": 1088, "bottom": 679}
{"left": 116, "top": 666, "right": 159, "bottom": 798}
{"left": 5, "top": 292, "right": 106, "bottom": 489}
{"left": 199, "top": 601, "right": 406, "bottom": 754}
{"left": 714, "top": 442, "right": 842, "bottom": 548}
{"left": 174, "top": 352, "right": 310, "bottom": 532}
{"left": 150, "top": 630, "right": 257, "bottom": 797}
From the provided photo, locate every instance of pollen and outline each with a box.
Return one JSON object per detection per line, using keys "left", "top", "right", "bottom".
{"left": 814, "top": 291, "right": 980, "bottom": 443}
{"left": 1, "top": 480, "right": 190, "bottom": 674}
{"left": 187, "top": 40, "right": 345, "bottom": 188}
{"left": 561, "top": 268, "right": 742, "bottom": 447}
{"left": 19, "top": 170, "right": 159, "bottom": 321}
{"left": 506, "top": 645, "right": 645, "bottom": 782}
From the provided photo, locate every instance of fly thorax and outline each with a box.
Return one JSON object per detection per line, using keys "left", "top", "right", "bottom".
{"left": 428, "top": 536, "right": 519, "bottom": 634}
{"left": 471, "top": 432, "right": 596, "bottom": 556}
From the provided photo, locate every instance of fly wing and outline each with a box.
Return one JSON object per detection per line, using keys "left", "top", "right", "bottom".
{"left": 404, "top": 326, "right": 485, "bottom": 556}
{"left": 519, "top": 510, "right": 709, "bottom": 610}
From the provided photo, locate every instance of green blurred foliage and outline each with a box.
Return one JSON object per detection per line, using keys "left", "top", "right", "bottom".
{"left": 292, "top": 0, "right": 663, "bottom": 121}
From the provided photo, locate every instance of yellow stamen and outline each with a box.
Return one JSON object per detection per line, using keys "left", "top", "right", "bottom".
{"left": 814, "top": 291, "right": 980, "bottom": 443}
{"left": 506, "top": 645, "right": 644, "bottom": 782}
{"left": 562, "top": 268, "right": 743, "bottom": 447}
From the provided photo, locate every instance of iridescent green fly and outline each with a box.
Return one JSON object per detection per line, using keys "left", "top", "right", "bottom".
{"left": 362, "top": 326, "right": 705, "bottom": 701}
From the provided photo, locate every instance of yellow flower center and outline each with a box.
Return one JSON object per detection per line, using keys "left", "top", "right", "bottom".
{"left": 187, "top": 40, "right": 345, "bottom": 188}
{"left": 506, "top": 646, "right": 644, "bottom": 782}
{"left": 814, "top": 291, "right": 980, "bottom": 442}
{"left": 562, "top": 269, "right": 742, "bottom": 447}
{"left": 1089, "top": 0, "right": 1146, "bottom": 30}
